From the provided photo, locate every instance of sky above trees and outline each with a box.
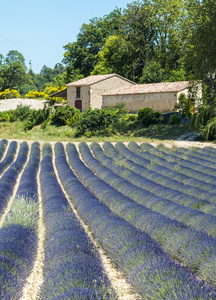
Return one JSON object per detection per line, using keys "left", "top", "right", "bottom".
{"left": 0, "top": 0, "right": 130, "bottom": 73}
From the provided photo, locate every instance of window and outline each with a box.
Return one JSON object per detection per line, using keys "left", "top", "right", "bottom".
{"left": 76, "top": 87, "right": 81, "bottom": 98}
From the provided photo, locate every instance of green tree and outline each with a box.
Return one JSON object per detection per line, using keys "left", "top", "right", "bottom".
{"left": 139, "top": 60, "right": 166, "bottom": 83}
{"left": 186, "top": 0, "right": 216, "bottom": 104}
{"left": 0, "top": 55, "right": 4, "bottom": 88}
{"left": 63, "top": 8, "right": 124, "bottom": 78}
{"left": 152, "top": 0, "right": 187, "bottom": 70}
{"left": 63, "top": 0, "right": 189, "bottom": 83}
{"left": 91, "top": 35, "right": 135, "bottom": 79}
{"left": 122, "top": 0, "right": 155, "bottom": 80}
{"left": 53, "top": 63, "right": 65, "bottom": 76}
{"left": 0, "top": 50, "right": 28, "bottom": 92}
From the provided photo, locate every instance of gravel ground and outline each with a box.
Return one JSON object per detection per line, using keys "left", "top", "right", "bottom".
{"left": 0, "top": 98, "right": 48, "bottom": 111}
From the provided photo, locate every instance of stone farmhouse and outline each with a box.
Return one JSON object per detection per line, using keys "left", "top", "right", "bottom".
{"left": 51, "top": 74, "right": 200, "bottom": 113}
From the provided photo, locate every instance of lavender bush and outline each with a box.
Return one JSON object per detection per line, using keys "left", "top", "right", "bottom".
{"left": 39, "top": 143, "right": 115, "bottom": 300}
{"left": 66, "top": 142, "right": 216, "bottom": 287}
{"left": 0, "top": 139, "right": 8, "bottom": 161}
{"left": 0, "top": 141, "right": 17, "bottom": 176}
{"left": 103, "top": 141, "right": 216, "bottom": 215}
{"left": 0, "top": 142, "right": 28, "bottom": 216}
{"left": 0, "top": 142, "right": 39, "bottom": 299}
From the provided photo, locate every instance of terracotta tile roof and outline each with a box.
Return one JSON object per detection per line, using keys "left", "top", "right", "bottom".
{"left": 103, "top": 81, "right": 189, "bottom": 96}
{"left": 66, "top": 74, "right": 135, "bottom": 87}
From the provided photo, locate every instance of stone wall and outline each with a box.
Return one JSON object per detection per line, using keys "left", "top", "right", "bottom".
{"left": 102, "top": 92, "right": 180, "bottom": 113}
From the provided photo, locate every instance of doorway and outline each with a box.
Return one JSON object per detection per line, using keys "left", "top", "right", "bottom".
{"left": 75, "top": 100, "right": 82, "bottom": 112}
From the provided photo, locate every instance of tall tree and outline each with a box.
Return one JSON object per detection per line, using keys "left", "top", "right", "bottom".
{"left": 152, "top": 0, "right": 186, "bottom": 68}
{"left": 63, "top": 8, "right": 124, "bottom": 78}
{"left": 123, "top": 0, "right": 155, "bottom": 80}
{"left": 0, "top": 50, "right": 27, "bottom": 92}
{"left": 186, "top": 0, "right": 216, "bottom": 103}
{"left": 91, "top": 35, "right": 135, "bottom": 79}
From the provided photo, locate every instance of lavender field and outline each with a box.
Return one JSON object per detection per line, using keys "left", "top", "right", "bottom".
{"left": 0, "top": 139, "right": 216, "bottom": 299}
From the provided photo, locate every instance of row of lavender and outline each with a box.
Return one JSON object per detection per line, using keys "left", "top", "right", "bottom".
{"left": 127, "top": 141, "right": 216, "bottom": 190}
{"left": 0, "top": 142, "right": 39, "bottom": 299}
{"left": 116, "top": 142, "right": 216, "bottom": 201}
{"left": 55, "top": 142, "right": 216, "bottom": 298}
{"left": 69, "top": 142, "right": 216, "bottom": 286}
{"left": 105, "top": 142, "right": 216, "bottom": 220}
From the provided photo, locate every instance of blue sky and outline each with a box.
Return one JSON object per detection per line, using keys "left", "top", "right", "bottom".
{"left": 0, "top": 0, "right": 130, "bottom": 74}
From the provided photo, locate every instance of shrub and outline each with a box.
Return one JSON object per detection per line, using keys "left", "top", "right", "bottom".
{"left": 75, "top": 107, "right": 118, "bottom": 136}
{"left": 23, "top": 104, "right": 53, "bottom": 131}
{"left": 44, "top": 86, "right": 66, "bottom": 104}
{"left": 52, "top": 105, "right": 80, "bottom": 126}
{"left": 173, "top": 93, "right": 194, "bottom": 118}
{"left": 0, "top": 89, "right": 20, "bottom": 99}
{"left": 12, "top": 104, "right": 33, "bottom": 121}
{"left": 191, "top": 105, "right": 215, "bottom": 131}
{"left": 112, "top": 102, "right": 128, "bottom": 117}
{"left": 170, "top": 114, "right": 181, "bottom": 124}
{"left": 201, "top": 117, "right": 216, "bottom": 141}
{"left": 0, "top": 110, "right": 15, "bottom": 122}
{"left": 137, "top": 107, "right": 162, "bottom": 126}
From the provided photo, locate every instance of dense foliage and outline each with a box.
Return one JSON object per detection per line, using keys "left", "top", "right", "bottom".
{"left": 75, "top": 107, "right": 119, "bottom": 137}
{"left": 0, "top": 103, "right": 192, "bottom": 138}
{"left": 137, "top": 107, "right": 162, "bottom": 126}
{"left": 52, "top": 105, "right": 81, "bottom": 126}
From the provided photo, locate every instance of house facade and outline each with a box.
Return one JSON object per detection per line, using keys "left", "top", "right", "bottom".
{"left": 102, "top": 81, "right": 201, "bottom": 113}
{"left": 65, "top": 74, "right": 136, "bottom": 112}
{"left": 51, "top": 75, "right": 202, "bottom": 113}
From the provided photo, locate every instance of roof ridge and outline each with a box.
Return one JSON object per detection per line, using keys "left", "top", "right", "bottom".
{"left": 65, "top": 73, "right": 135, "bottom": 87}
{"left": 103, "top": 81, "right": 190, "bottom": 96}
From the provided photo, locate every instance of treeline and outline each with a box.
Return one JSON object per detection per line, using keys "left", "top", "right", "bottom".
{"left": 0, "top": 50, "right": 66, "bottom": 96}
{"left": 63, "top": 0, "right": 216, "bottom": 104}
{"left": 0, "top": 0, "right": 215, "bottom": 102}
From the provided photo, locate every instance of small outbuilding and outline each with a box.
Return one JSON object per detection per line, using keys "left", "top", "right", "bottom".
{"left": 65, "top": 74, "right": 136, "bottom": 112}
{"left": 102, "top": 81, "right": 199, "bottom": 113}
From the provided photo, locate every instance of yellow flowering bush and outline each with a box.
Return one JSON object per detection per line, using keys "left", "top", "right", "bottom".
{"left": 25, "top": 86, "right": 65, "bottom": 103}
{"left": 44, "top": 86, "right": 65, "bottom": 96}
{"left": 0, "top": 89, "right": 20, "bottom": 99}
{"left": 44, "top": 86, "right": 66, "bottom": 104}
{"left": 25, "top": 90, "right": 47, "bottom": 99}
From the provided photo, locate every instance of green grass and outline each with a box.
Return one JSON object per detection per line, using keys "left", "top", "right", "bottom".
{"left": 0, "top": 120, "right": 193, "bottom": 142}
{"left": 4, "top": 197, "right": 39, "bottom": 230}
